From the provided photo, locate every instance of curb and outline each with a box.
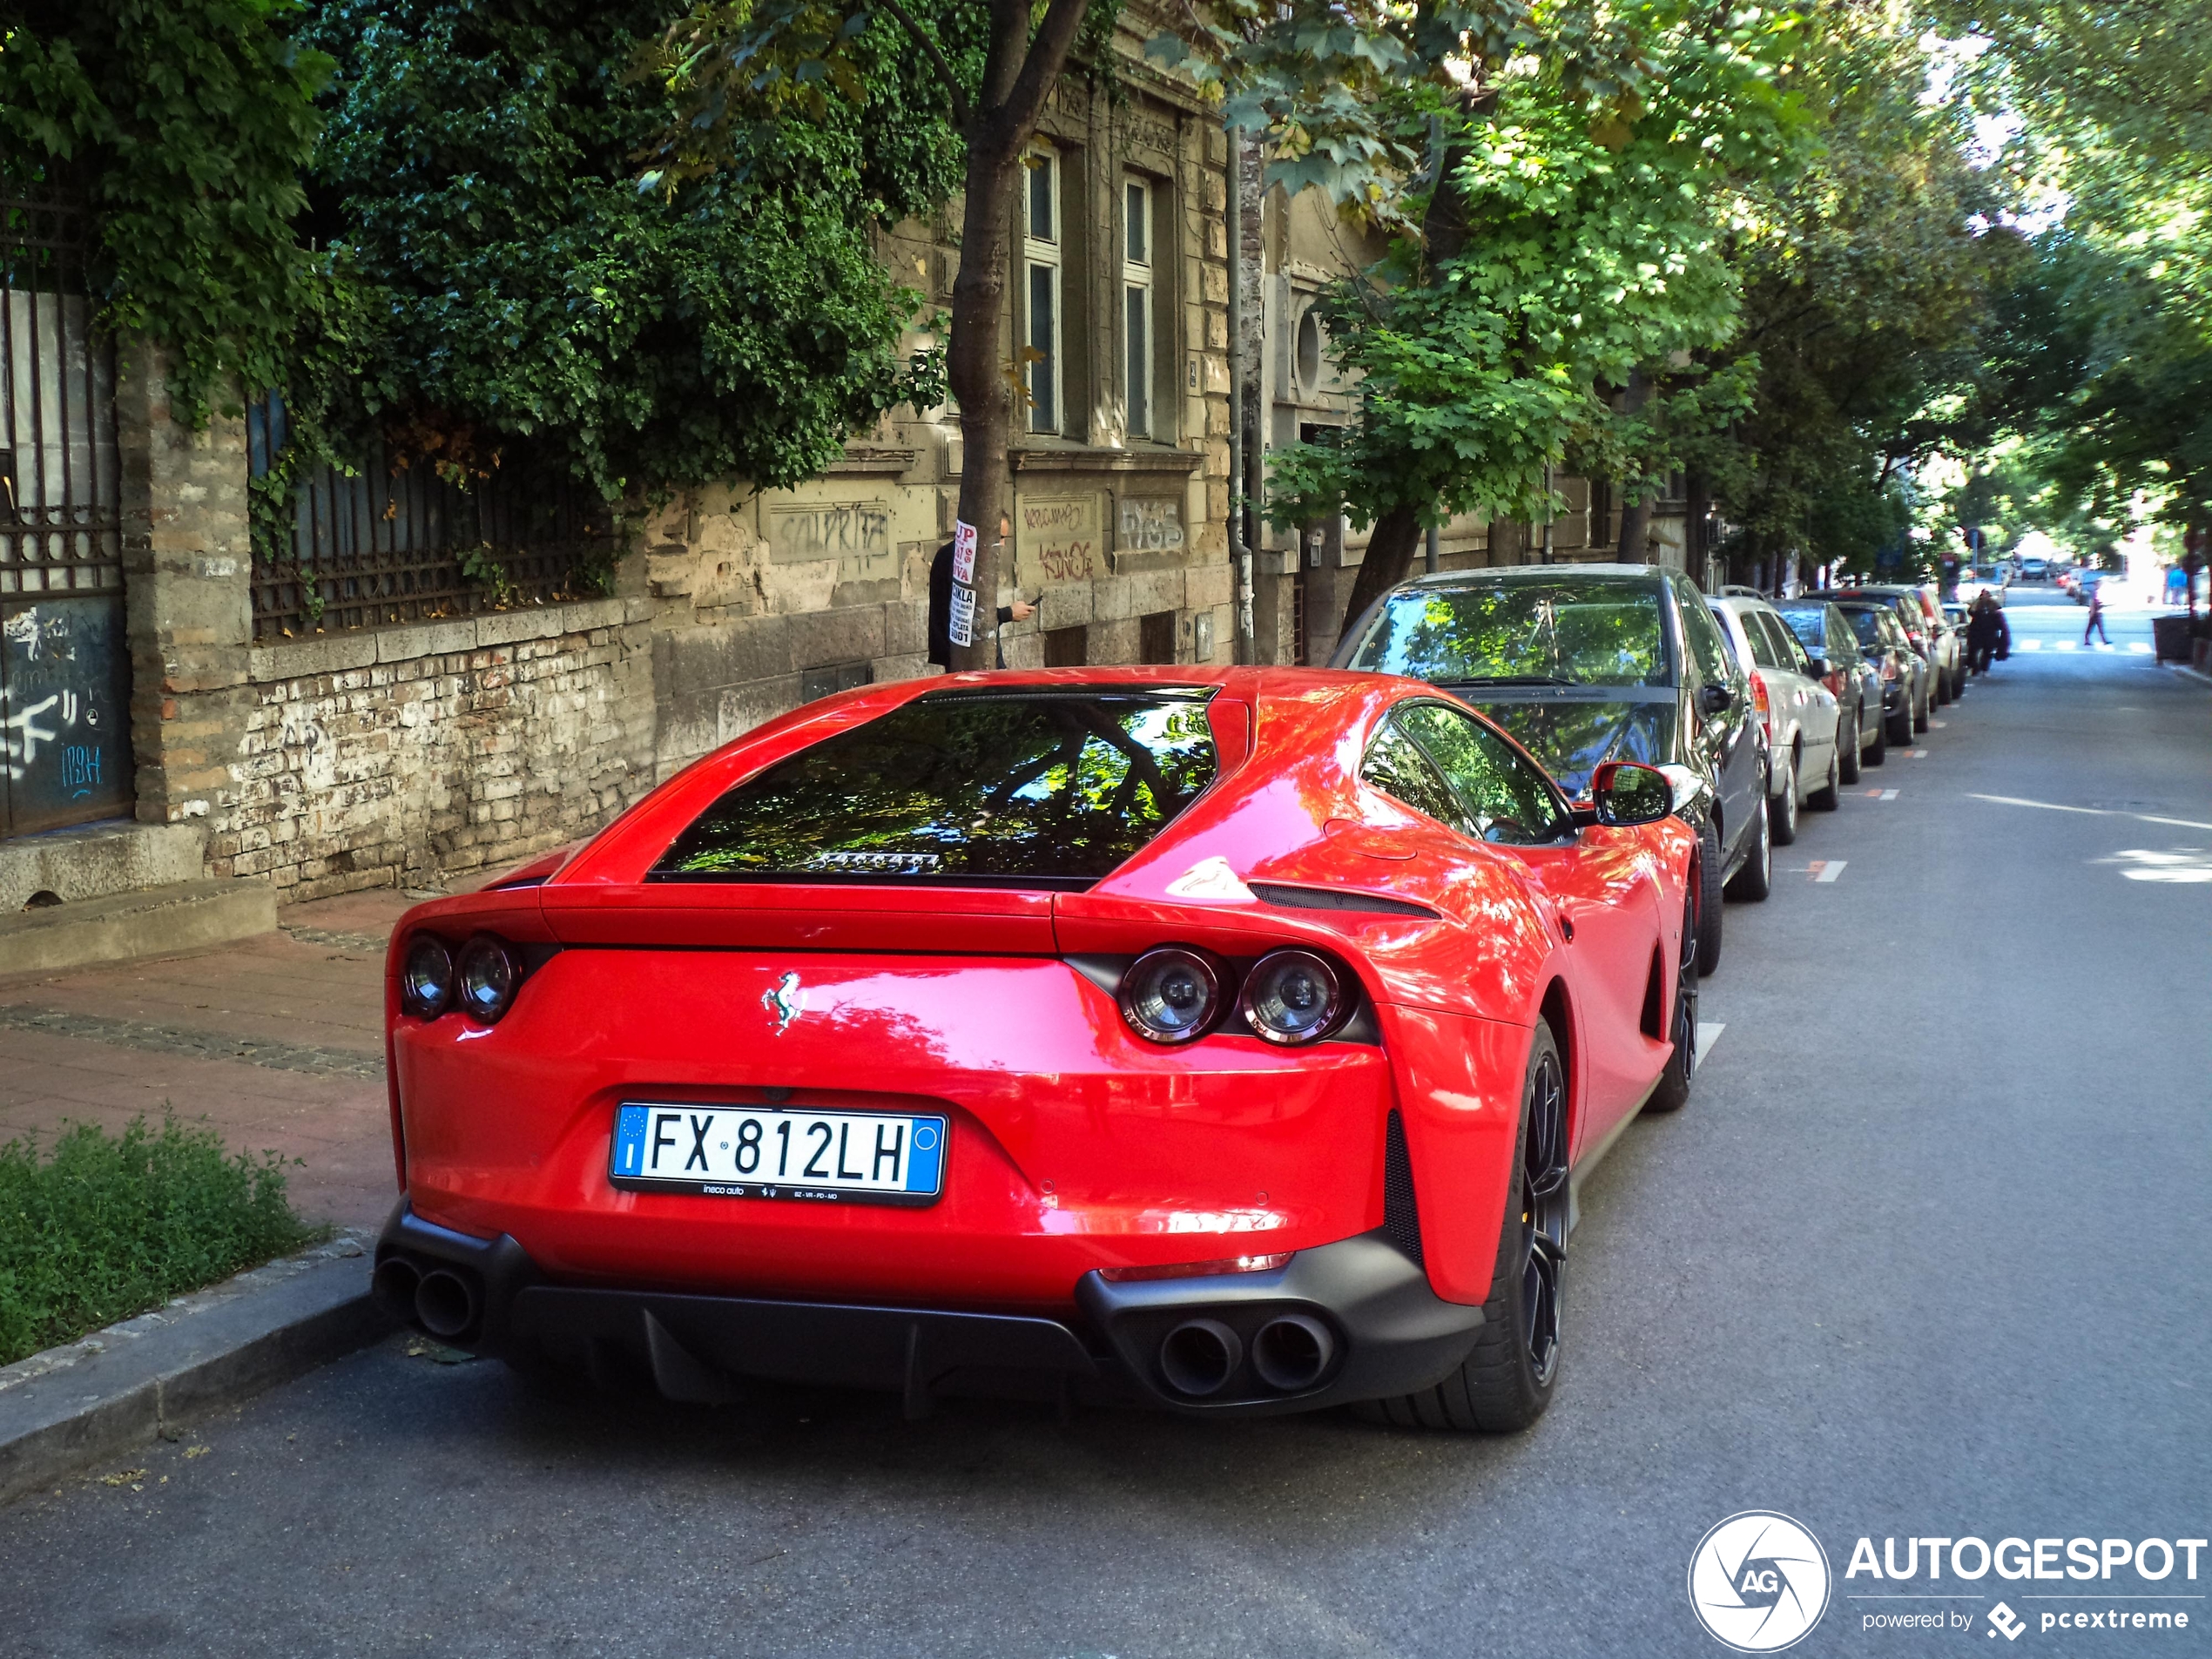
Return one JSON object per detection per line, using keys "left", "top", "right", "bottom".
{"left": 0, "top": 1238, "right": 394, "bottom": 1508}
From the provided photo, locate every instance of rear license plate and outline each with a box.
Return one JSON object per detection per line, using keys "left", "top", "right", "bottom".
{"left": 609, "top": 1103, "right": 947, "bottom": 1207}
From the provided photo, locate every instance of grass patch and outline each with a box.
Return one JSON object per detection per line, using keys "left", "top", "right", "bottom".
{"left": 0, "top": 1116, "right": 319, "bottom": 1366}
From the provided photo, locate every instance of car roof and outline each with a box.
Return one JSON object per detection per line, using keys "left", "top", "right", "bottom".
{"left": 1390, "top": 561, "right": 1674, "bottom": 590}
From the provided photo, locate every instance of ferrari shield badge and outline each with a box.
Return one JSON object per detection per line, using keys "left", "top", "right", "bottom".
{"left": 762, "top": 971, "right": 806, "bottom": 1035}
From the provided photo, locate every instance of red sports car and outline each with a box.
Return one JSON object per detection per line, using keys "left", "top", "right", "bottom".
{"left": 375, "top": 666, "right": 1701, "bottom": 1431}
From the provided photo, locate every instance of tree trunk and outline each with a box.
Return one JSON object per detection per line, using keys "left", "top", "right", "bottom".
{"left": 1334, "top": 94, "right": 1484, "bottom": 639}
{"left": 944, "top": 0, "right": 1093, "bottom": 671}
{"left": 1615, "top": 368, "right": 1655, "bottom": 563}
{"left": 1338, "top": 505, "right": 1425, "bottom": 642}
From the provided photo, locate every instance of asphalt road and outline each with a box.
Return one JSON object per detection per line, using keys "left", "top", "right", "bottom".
{"left": 4, "top": 587, "right": 2208, "bottom": 1659}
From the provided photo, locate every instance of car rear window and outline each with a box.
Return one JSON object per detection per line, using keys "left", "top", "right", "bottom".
{"left": 653, "top": 689, "right": 1219, "bottom": 888}
{"left": 1838, "top": 609, "right": 1886, "bottom": 646}
{"left": 1777, "top": 608, "right": 1829, "bottom": 652}
{"left": 1345, "top": 579, "right": 1670, "bottom": 687}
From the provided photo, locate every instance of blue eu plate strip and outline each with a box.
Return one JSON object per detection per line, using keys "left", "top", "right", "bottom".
{"left": 905, "top": 1118, "right": 945, "bottom": 1193}
{"left": 612, "top": 1104, "right": 651, "bottom": 1177}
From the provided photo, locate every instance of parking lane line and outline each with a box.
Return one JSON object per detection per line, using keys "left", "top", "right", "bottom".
{"left": 1694, "top": 1022, "right": 1724, "bottom": 1070}
{"left": 1807, "top": 860, "right": 1846, "bottom": 883}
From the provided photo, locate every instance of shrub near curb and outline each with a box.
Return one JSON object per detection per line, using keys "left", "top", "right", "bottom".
{"left": 0, "top": 1116, "right": 318, "bottom": 1366}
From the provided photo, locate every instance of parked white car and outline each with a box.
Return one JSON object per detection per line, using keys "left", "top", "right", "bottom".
{"left": 1710, "top": 593, "right": 1844, "bottom": 847}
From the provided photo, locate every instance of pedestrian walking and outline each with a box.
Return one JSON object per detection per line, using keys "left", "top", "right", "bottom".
{"left": 928, "top": 516, "right": 1035, "bottom": 670}
{"left": 1966, "top": 591, "right": 2008, "bottom": 673}
{"left": 2083, "top": 577, "right": 2111, "bottom": 644}
{"left": 2166, "top": 563, "right": 2188, "bottom": 608}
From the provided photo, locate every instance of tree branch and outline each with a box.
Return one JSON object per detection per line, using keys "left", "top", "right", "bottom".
{"left": 873, "top": 0, "right": 969, "bottom": 130}
{"left": 1001, "top": 0, "right": 1094, "bottom": 137}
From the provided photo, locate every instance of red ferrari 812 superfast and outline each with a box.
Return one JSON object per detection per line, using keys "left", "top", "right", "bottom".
{"left": 376, "top": 666, "right": 1701, "bottom": 1431}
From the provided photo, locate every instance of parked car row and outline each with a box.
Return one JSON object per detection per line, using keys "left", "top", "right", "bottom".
{"left": 370, "top": 557, "right": 1971, "bottom": 1440}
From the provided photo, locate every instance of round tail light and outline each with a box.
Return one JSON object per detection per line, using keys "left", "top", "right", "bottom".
{"left": 455, "top": 935, "right": 518, "bottom": 1024}
{"left": 1118, "top": 948, "right": 1224, "bottom": 1044}
{"left": 400, "top": 935, "right": 453, "bottom": 1018}
{"left": 1239, "top": 949, "right": 1345, "bottom": 1045}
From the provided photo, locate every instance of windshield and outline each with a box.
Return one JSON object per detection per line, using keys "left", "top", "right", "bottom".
{"left": 653, "top": 690, "right": 1218, "bottom": 888}
{"left": 1345, "top": 581, "right": 1671, "bottom": 687}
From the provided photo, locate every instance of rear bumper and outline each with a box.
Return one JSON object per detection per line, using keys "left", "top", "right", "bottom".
{"left": 375, "top": 1199, "right": 1484, "bottom": 1419}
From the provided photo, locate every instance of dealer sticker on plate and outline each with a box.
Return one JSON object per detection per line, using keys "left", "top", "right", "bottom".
{"left": 609, "top": 1103, "right": 947, "bottom": 1207}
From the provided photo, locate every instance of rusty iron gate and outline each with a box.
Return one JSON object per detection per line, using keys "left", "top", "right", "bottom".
{"left": 1, "top": 189, "right": 132, "bottom": 838}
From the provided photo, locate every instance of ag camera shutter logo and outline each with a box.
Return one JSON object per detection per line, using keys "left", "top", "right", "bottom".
{"left": 1689, "top": 1511, "right": 1832, "bottom": 1652}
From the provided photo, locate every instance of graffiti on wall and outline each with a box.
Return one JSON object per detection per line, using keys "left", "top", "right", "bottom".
{"left": 768, "top": 502, "right": 895, "bottom": 584}
{"left": 1015, "top": 496, "right": 1103, "bottom": 589}
{"left": 2, "top": 600, "right": 131, "bottom": 832}
{"left": 1116, "top": 498, "right": 1184, "bottom": 554}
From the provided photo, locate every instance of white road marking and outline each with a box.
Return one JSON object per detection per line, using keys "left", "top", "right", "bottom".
{"left": 1909, "top": 748, "right": 1929, "bottom": 758}
{"left": 1968, "top": 793, "right": 2212, "bottom": 833}
{"left": 1880, "top": 788, "right": 1899, "bottom": 799}
{"left": 2129, "top": 642, "right": 2152, "bottom": 654}
{"left": 2053, "top": 640, "right": 2078, "bottom": 652}
{"left": 1694, "top": 1022, "right": 1724, "bottom": 1070}
{"left": 2015, "top": 637, "right": 2043, "bottom": 651}
{"left": 1809, "top": 860, "right": 1846, "bottom": 883}
{"left": 1929, "top": 719, "right": 1947, "bottom": 727}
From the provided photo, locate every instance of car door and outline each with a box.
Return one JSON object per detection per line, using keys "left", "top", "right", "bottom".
{"left": 1672, "top": 577, "right": 1761, "bottom": 856}
{"left": 1394, "top": 701, "right": 1662, "bottom": 1148}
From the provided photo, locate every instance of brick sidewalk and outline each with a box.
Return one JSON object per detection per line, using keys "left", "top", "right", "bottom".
{"left": 0, "top": 889, "right": 424, "bottom": 1231}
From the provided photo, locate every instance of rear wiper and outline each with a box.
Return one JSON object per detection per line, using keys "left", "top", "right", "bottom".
{"left": 1440, "top": 674, "right": 1578, "bottom": 687}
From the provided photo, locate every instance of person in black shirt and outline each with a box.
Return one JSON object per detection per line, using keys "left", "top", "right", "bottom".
{"left": 927, "top": 515, "right": 1035, "bottom": 668}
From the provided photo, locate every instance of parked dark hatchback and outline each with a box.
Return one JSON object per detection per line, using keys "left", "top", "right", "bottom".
{"left": 1332, "top": 563, "right": 1770, "bottom": 973}
{"left": 1823, "top": 600, "right": 1920, "bottom": 746}
{"left": 1776, "top": 601, "right": 1885, "bottom": 772}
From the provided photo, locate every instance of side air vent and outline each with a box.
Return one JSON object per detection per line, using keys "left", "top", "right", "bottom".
{"left": 1382, "top": 1109, "right": 1424, "bottom": 1265}
{"left": 1251, "top": 882, "right": 1439, "bottom": 920}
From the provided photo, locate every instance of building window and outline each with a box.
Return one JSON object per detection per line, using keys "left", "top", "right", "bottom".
{"left": 1025, "top": 147, "right": 1062, "bottom": 434}
{"left": 1124, "top": 175, "right": 1153, "bottom": 439}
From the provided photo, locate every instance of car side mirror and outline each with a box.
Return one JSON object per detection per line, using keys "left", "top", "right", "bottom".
{"left": 1698, "top": 683, "right": 1733, "bottom": 716}
{"left": 1589, "top": 761, "right": 1673, "bottom": 827}
{"left": 1804, "top": 655, "right": 1831, "bottom": 678}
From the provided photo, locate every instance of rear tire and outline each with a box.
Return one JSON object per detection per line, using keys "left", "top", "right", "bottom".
{"left": 1808, "top": 738, "right": 1841, "bottom": 811}
{"left": 1358, "top": 1024, "right": 1567, "bottom": 1433}
{"left": 1724, "top": 787, "right": 1773, "bottom": 902}
{"left": 1643, "top": 887, "right": 1698, "bottom": 1115}
{"left": 1770, "top": 746, "right": 1800, "bottom": 846}
{"left": 1912, "top": 686, "right": 1930, "bottom": 733}
{"left": 1885, "top": 698, "right": 1912, "bottom": 746}
{"left": 1694, "top": 816, "right": 1725, "bottom": 976}
{"left": 1837, "top": 705, "right": 1862, "bottom": 784}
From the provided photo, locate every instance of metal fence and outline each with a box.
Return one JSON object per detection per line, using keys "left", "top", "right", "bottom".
{"left": 2, "top": 187, "right": 133, "bottom": 835}
{"left": 247, "top": 394, "right": 616, "bottom": 641}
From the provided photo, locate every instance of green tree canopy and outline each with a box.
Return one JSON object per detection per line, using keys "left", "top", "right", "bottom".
{"left": 293, "top": 0, "right": 960, "bottom": 498}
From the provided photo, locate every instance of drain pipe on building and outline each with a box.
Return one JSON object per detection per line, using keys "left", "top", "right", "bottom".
{"left": 1227, "top": 125, "right": 1254, "bottom": 664}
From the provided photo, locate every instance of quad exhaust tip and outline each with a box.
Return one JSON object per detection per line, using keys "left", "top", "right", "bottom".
{"left": 414, "top": 1268, "right": 480, "bottom": 1340}
{"left": 373, "top": 1257, "right": 422, "bottom": 1318}
{"left": 1158, "top": 1318, "right": 1243, "bottom": 1397}
{"left": 1251, "top": 1314, "right": 1335, "bottom": 1393}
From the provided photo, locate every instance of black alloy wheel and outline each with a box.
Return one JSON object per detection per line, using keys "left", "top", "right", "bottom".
{"left": 1515, "top": 1039, "right": 1569, "bottom": 1388}
{"left": 1838, "top": 699, "right": 1862, "bottom": 784}
{"left": 1885, "top": 693, "right": 1913, "bottom": 747}
{"left": 1359, "top": 1022, "right": 1568, "bottom": 1433}
{"left": 1913, "top": 682, "right": 1931, "bottom": 733}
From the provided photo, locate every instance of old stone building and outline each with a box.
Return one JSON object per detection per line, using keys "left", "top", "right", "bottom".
{"left": 3, "top": 20, "right": 1250, "bottom": 969}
